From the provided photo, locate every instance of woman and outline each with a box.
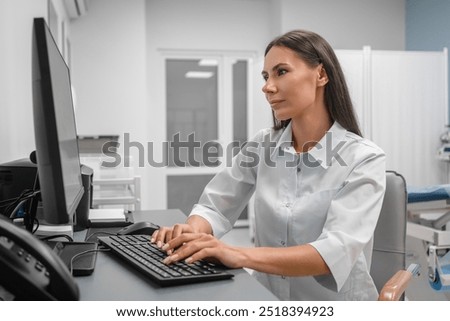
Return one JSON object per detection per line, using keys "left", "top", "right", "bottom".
{"left": 152, "top": 30, "right": 386, "bottom": 300}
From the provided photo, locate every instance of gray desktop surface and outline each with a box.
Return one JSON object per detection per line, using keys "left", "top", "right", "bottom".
{"left": 75, "top": 209, "right": 278, "bottom": 301}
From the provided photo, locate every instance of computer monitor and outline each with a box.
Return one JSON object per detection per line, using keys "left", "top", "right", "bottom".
{"left": 31, "top": 17, "right": 84, "bottom": 230}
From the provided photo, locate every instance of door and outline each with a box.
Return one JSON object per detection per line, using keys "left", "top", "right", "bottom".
{"left": 163, "top": 52, "right": 254, "bottom": 225}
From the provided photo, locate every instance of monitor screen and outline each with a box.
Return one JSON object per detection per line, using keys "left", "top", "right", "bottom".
{"left": 32, "top": 17, "right": 84, "bottom": 226}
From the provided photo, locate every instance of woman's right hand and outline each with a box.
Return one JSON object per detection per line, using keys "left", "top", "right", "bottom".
{"left": 151, "top": 223, "right": 195, "bottom": 249}
{"left": 151, "top": 215, "right": 213, "bottom": 253}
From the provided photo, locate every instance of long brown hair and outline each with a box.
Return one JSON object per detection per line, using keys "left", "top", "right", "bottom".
{"left": 265, "top": 30, "right": 362, "bottom": 137}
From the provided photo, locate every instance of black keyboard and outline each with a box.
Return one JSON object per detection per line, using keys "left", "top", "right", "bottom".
{"left": 97, "top": 235, "right": 234, "bottom": 286}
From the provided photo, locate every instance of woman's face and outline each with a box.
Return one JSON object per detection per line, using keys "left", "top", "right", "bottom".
{"left": 262, "top": 46, "right": 327, "bottom": 122}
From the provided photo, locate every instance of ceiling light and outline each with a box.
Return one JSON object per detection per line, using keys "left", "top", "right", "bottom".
{"left": 185, "top": 71, "right": 214, "bottom": 79}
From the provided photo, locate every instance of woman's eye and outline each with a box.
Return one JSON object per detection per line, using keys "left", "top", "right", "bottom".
{"left": 277, "top": 69, "right": 287, "bottom": 76}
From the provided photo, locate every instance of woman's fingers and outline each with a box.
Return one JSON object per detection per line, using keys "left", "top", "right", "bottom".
{"left": 151, "top": 226, "right": 170, "bottom": 248}
{"left": 162, "top": 233, "right": 218, "bottom": 264}
{"left": 172, "top": 223, "right": 193, "bottom": 239}
{"left": 163, "top": 232, "right": 208, "bottom": 252}
{"left": 151, "top": 223, "right": 194, "bottom": 248}
{"left": 151, "top": 228, "right": 230, "bottom": 267}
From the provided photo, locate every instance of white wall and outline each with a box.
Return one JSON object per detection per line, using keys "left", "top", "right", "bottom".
{"left": 69, "top": 0, "right": 147, "bottom": 204}
{"left": 279, "top": 0, "right": 405, "bottom": 50}
{"left": 70, "top": 0, "right": 147, "bottom": 138}
{"left": 0, "top": 0, "right": 47, "bottom": 164}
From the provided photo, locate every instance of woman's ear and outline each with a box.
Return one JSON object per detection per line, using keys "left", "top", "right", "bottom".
{"left": 317, "top": 66, "right": 329, "bottom": 87}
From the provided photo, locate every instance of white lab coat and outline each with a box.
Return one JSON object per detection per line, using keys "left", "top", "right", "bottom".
{"left": 191, "top": 121, "right": 386, "bottom": 300}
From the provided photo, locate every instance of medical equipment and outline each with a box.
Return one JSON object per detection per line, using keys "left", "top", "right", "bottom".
{"left": 437, "top": 130, "right": 450, "bottom": 161}
{"left": 407, "top": 185, "right": 450, "bottom": 292}
{"left": 428, "top": 245, "right": 450, "bottom": 291}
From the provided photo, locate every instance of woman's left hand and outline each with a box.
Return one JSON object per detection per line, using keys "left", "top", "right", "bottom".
{"left": 161, "top": 233, "right": 246, "bottom": 269}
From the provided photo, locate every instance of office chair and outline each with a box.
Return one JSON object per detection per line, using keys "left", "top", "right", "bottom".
{"left": 370, "top": 170, "right": 419, "bottom": 300}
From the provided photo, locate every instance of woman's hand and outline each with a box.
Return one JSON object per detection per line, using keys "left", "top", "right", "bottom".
{"left": 161, "top": 233, "right": 247, "bottom": 269}
{"left": 151, "top": 223, "right": 194, "bottom": 249}
{"left": 151, "top": 215, "right": 214, "bottom": 250}
{"left": 156, "top": 230, "right": 331, "bottom": 278}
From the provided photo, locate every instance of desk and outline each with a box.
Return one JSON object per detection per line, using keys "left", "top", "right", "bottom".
{"left": 74, "top": 209, "right": 278, "bottom": 301}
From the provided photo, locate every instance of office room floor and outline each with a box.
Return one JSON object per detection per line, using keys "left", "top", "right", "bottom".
{"left": 220, "top": 227, "right": 450, "bottom": 301}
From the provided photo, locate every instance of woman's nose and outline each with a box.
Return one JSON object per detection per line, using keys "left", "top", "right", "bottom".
{"left": 262, "top": 80, "right": 276, "bottom": 94}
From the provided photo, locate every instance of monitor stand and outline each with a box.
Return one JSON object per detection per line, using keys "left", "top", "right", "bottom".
{"left": 27, "top": 192, "right": 74, "bottom": 240}
{"left": 33, "top": 223, "right": 74, "bottom": 240}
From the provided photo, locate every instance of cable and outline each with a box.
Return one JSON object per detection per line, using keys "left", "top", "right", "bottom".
{"left": 31, "top": 217, "right": 40, "bottom": 234}
{"left": 3, "top": 190, "right": 33, "bottom": 215}
{"left": 8, "top": 198, "right": 31, "bottom": 219}
{"left": 4, "top": 189, "right": 37, "bottom": 219}
{"left": 39, "top": 234, "right": 74, "bottom": 242}
{"left": 0, "top": 195, "right": 24, "bottom": 206}
{"left": 0, "top": 189, "right": 34, "bottom": 207}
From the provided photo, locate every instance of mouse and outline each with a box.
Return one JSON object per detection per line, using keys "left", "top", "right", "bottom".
{"left": 116, "top": 221, "right": 160, "bottom": 235}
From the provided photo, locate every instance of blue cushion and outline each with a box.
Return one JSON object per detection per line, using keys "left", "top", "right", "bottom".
{"left": 407, "top": 185, "right": 450, "bottom": 203}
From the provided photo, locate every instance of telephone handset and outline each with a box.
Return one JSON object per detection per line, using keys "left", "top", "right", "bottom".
{"left": 0, "top": 217, "right": 79, "bottom": 300}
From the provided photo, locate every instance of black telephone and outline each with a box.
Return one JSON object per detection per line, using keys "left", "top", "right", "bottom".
{"left": 0, "top": 217, "right": 79, "bottom": 300}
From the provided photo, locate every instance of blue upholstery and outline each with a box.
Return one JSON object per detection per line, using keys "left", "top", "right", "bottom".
{"left": 407, "top": 185, "right": 450, "bottom": 203}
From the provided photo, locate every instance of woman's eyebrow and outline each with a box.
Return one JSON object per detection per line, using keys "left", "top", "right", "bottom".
{"left": 261, "top": 62, "right": 290, "bottom": 75}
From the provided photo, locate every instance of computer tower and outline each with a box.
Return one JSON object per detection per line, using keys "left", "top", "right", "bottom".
{"left": 0, "top": 159, "right": 93, "bottom": 230}
{"left": 0, "top": 159, "right": 37, "bottom": 216}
